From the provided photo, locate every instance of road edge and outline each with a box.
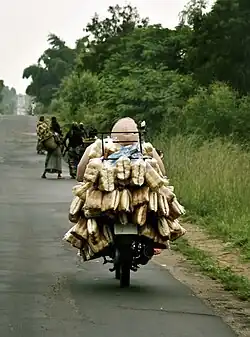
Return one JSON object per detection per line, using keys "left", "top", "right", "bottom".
{"left": 153, "top": 239, "right": 250, "bottom": 336}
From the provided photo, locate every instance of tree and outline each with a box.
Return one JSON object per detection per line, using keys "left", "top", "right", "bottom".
{"left": 56, "top": 71, "right": 100, "bottom": 118}
{"left": 179, "top": 0, "right": 209, "bottom": 27}
{"left": 185, "top": 0, "right": 250, "bottom": 93}
{"left": 23, "top": 34, "right": 75, "bottom": 106}
{"left": 102, "top": 24, "right": 191, "bottom": 79}
{"left": 0, "top": 83, "right": 17, "bottom": 115}
{"left": 76, "top": 4, "right": 149, "bottom": 74}
{"left": 24, "top": 2, "right": 250, "bottom": 144}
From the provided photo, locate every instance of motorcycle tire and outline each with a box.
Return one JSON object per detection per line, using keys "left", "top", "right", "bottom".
{"left": 120, "top": 262, "right": 130, "bottom": 288}
{"left": 115, "top": 265, "right": 120, "bottom": 280}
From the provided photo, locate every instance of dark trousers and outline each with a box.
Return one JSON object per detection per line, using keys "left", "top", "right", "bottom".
{"left": 68, "top": 146, "right": 81, "bottom": 177}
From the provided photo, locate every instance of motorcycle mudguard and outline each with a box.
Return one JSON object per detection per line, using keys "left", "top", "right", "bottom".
{"left": 114, "top": 223, "right": 138, "bottom": 235}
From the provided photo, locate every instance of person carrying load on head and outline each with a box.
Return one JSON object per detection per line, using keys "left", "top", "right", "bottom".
{"left": 37, "top": 116, "right": 63, "bottom": 179}
{"left": 63, "top": 122, "right": 84, "bottom": 179}
{"left": 36, "top": 116, "right": 46, "bottom": 155}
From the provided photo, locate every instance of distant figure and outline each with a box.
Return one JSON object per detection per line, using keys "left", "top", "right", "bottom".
{"left": 37, "top": 116, "right": 63, "bottom": 179}
{"left": 63, "top": 122, "right": 84, "bottom": 179}
{"left": 36, "top": 116, "right": 46, "bottom": 155}
{"left": 88, "top": 127, "right": 98, "bottom": 139}
{"left": 78, "top": 122, "right": 88, "bottom": 138}
{"left": 50, "top": 116, "right": 63, "bottom": 137}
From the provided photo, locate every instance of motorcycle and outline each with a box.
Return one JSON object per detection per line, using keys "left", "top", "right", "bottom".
{"left": 88, "top": 214, "right": 165, "bottom": 288}
{"left": 109, "top": 223, "right": 159, "bottom": 287}
{"left": 95, "top": 130, "right": 166, "bottom": 288}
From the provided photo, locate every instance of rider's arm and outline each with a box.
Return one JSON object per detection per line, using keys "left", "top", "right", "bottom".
{"left": 76, "top": 145, "right": 92, "bottom": 182}
{"left": 152, "top": 147, "right": 166, "bottom": 176}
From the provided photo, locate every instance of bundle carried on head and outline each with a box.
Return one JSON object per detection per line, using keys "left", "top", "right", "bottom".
{"left": 64, "top": 133, "right": 186, "bottom": 261}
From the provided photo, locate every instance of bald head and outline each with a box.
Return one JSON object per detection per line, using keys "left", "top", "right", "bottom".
{"left": 111, "top": 117, "right": 139, "bottom": 145}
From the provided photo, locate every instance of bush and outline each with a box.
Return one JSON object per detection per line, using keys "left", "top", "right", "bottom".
{"left": 156, "top": 133, "right": 250, "bottom": 256}
{"left": 182, "top": 82, "right": 238, "bottom": 137}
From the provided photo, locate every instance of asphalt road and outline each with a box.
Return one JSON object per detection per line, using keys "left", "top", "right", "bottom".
{"left": 0, "top": 115, "right": 237, "bottom": 337}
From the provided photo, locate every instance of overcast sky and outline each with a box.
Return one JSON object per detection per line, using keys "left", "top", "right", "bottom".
{"left": 0, "top": 0, "right": 214, "bottom": 94}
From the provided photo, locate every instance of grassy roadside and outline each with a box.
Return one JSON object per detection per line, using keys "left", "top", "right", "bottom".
{"left": 154, "top": 133, "right": 250, "bottom": 299}
{"left": 155, "top": 134, "right": 250, "bottom": 260}
{"left": 173, "top": 238, "right": 250, "bottom": 301}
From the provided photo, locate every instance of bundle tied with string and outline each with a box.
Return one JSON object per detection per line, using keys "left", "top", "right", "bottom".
{"left": 64, "top": 118, "right": 186, "bottom": 261}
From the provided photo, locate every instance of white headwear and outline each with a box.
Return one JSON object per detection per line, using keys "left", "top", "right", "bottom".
{"left": 111, "top": 117, "right": 139, "bottom": 145}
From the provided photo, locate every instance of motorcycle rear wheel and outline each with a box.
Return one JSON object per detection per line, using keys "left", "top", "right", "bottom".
{"left": 115, "top": 265, "right": 120, "bottom": 280}
{"left": 120, "top": 262, "right": 130, "bottom": 288}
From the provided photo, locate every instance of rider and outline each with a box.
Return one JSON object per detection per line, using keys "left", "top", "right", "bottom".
{"left": 76, "top": 118, "right": 165, "bottom": 257}
{"left": 63, "top": 122, "right": 84, "bottom": 179}
{"left": 77, "top": 117, "right": 165, "bottom": 180}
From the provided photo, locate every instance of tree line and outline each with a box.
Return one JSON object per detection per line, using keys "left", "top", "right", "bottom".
{"left": 23, "top": 0, "right": 250, "bottom": 143}
{"left": 0, "top": 80, "right": 17, "bottom": 115}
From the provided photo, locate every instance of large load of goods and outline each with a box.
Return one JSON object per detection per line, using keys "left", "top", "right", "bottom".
{"left": 63, "top": 138, "right": 186, "bottom": 261}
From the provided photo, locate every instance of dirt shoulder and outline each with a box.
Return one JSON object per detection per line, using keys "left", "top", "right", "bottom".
{"left": 153, "top": 222, "right": 250, "bottom": 337}
{"left": 183, "top": 222, "right": 250, "bottom": 279}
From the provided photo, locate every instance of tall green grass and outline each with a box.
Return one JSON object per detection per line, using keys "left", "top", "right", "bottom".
{"left": 156, "top": 134, "right": 250, "bottom": 258}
